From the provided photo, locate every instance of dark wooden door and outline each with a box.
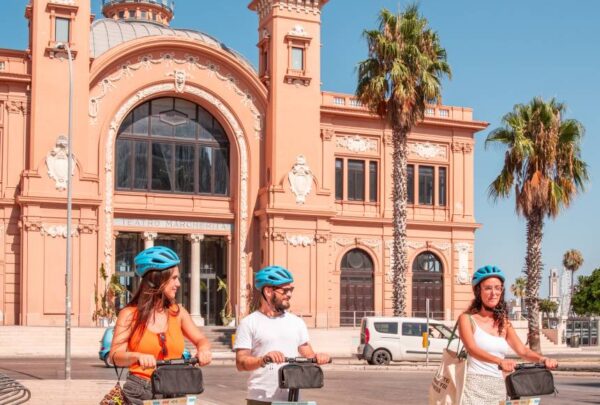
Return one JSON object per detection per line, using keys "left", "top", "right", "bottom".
{"left": 412, "top": 252, "right": 444, "bottom": 319}
{"left": 340, "top": 249, "right": 374, "bottom": 326}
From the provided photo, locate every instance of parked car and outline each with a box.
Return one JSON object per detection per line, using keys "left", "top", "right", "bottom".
{"left": 356, "top": 316, "right": 459, "bottom": 365}
{"left": 99, "top": 327, "right": 191, "bottom": 367}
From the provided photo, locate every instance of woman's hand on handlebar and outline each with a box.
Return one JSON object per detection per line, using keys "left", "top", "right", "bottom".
{"left": 543, "top": 357, "right": 558, "bottom": 370}
{"left": 137, "top": 353, "right": 157, "bottom": 369}
{"left": 196, "top": 349, "right": 212, "bottom": 366}
{"left": 499, "top": 359, "right": 517, "bottom": 372}
{"left": 314, "top": 353, "right": 331, "bottom": 365}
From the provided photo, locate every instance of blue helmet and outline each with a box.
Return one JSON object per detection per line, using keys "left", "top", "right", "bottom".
{"left": 134, "top": 246, "right": 181, "bottom": 277}
{"left": 472, "top": 265, "right": 506, "bottom": 286}
{"left": 255, "top": 265, "right": 294, "bottom": 290}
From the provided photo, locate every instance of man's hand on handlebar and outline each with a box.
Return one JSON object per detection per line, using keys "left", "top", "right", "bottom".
{"left": 543, "top": 357, "right": 558, "bottom": 370}
{"left": 263, "top": 351, "right": 286, "bottom": 365}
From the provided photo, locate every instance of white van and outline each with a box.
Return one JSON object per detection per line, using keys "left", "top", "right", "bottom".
{"left": 356, "top": 316, "right": 460, "bottom": 365}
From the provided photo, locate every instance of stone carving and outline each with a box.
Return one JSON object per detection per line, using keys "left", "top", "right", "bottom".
{"left": 6, "top": 101, "right": 27, "bottom": 114}
{"left": 142, "top": 231, "right": 158, "bottom": 242}
{"left": 287, "top": 235, "right": 314, "bottom": 247}
{"left": 78, "top": 224, "right": 97, "bottom": 234}
{"left": 288, "top": 155, "right": 313, "bottom": 205}
{"left": 452, "top": 142, "right": 473, "bottom": 153}
{"left": 335, "top": 238, "right": 354, "bottom": 247}
{"left": 407, "top": 240, "right": 426, "bottom": 250}
{"left": 359, "top": 239, "right": 381, "bottom": 249}
{"left": 41, "top": 225, "right": 79, "bottom": 238}
{"left": 46, "top": 136, "right": 75, "bottom": 191}
{"left": 289, "top": 24, "right": 309, "bottom": 37}
{"left": 431, "top": 242, "right": 451, "bottom": 252}
{"left": 454, "top": 242, "right": 472, "bottom": 284}
{"left": 23, "top": 221, "right": 42, "bottom": 232}
{"left": 320, "top": 128, "right": 334, "bottom": 141}
{"left": 336, "top": 135, "right": 377, "bottom": 153}
{"left": 271, "top": 232, "right": 285, "bottom": 242}
{"left": 315, "top": 234, "right": 329, "bottom": 244}
{"left": 409, "top": 142, "right": 446, "bottom": 159}
{"left": 168, "top": 69, "right": 190, "bottom": 93}
{"left": 89, "top": 53, "right": 263, "bottom": 140}
{"left": 105, "top": 83, "right": 250, "bottom": 315}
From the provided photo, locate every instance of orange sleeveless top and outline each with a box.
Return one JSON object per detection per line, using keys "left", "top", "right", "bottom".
{"left": 128, "top": 306, "right": 185, "bottom": 379}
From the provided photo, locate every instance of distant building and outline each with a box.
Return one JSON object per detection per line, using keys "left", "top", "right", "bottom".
{"left": 0, "top": 0, "right": 487, "bottom": 327}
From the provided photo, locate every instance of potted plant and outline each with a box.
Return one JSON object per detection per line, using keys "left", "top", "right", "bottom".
{"left": 217, "top": 277, "right": 235, "bottom": 326}
{"left": 93, "top": 264, "right": 126, "bottom": 327}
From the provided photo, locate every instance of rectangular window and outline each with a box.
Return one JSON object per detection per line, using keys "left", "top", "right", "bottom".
{"left": 0, "top": 61, "right": 5, "bottom": 71}
{"left": 129, "top": 10, "right": 136, "bottom": 18}
{"left": 407, "top": 165, "right": 414, "bottom": 204}
{"left": 438, "top": 167, "right": 447, "bottom": 206}
{"left": 369, "top": 161, "right": 378, "bottom": 202}
{"left": 133, "top": 141, "right": 148, "bottom": 190}
{"left": 261, "top": 51, "right": 268, "bottom": 75}
{"left": 198, "top": 146, "right": 212, "bottom": 193}
{"left": 402, "top": 322, "right": 427, "bottom": 337}
{"left": 214, "top": 148, "right": 229, "bottom": 195}
{"left": 175, "top": 144, "right": 195, "bottom": 192}
{"left": 55, "top": 17, "right": 70, "bottom": 43}
{"left": 335, "top": 158, "right": 343, "bottom": 200}
{"left": 118, "top": 11, "right": 125, "bottom": 19}
{"left": 291, "top": 47, "right": 304, "bottom": 70}
{"left": 116, "top": 139, "right": 132, "bottom": 188}
{"left": 151, "top": 143, "right": 173, "bottom": 191}
{"left": 418, "top": 166, "right": 434, "bottom": 205}
{"left": 347, "top": 160, "right": 365, "bottom": 201}
{"left": 374, "top": 322, "right": 398, "bottom": 334}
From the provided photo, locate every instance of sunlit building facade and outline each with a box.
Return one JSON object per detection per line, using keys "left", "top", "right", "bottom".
{"left": 0, "top": 0, "right": 487, "bottom": 327}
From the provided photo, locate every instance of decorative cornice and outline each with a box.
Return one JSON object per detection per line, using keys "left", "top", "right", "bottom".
{"left": 252, "top": 0, "right": 324, "bottom": 19}
{"left": 48, "top": 0, "right": 77, "bottom": 5}
{"left": 336, "top": 135, "right": 377, "bottom": 153}
{"left": 90, "top": 52, "right": 263, "bottom": 140}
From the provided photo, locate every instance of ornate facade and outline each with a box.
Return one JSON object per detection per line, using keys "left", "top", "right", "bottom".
{"left": 0, "top": 0, "right": 487, "bottom": 327}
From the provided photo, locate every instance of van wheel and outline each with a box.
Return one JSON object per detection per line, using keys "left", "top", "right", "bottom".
{"left": 371, "top": 349, "right": 391, "bottom": 365}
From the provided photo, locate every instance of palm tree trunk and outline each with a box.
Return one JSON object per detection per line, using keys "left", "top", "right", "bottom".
{"left": 391, "top": 125, "right": 409, "bottom": 316}
{"left": 525, "top": 211, "right": 544, "bottom": 352}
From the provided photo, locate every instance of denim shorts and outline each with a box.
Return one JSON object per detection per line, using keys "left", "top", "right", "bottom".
{"left": 122, "top": 373, "right": 154, "bottom": 405}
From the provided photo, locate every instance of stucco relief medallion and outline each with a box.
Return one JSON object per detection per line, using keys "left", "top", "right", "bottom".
{"left": 288, "top": 155, "right": 313, "bottom": 205}
{"left": 168, "top": 70, "right": 190, "bottom": 93}
{"left": 46, "top": 136, "right": 75, "bottom": 191}
{"left": 41, "top": 225, "right": 79, "bottom": 238}
{"left": 286, "top": 235, "right": 314, "bottom": 247}
{"left": 409, "top": 142, "right": 446, "bottom": 159}
{"left": 336, "top": 135, "right": 376, "bottom": 153}
{"left": 289, "top": 24, "right": 309, "bottom": 37}
{"left": 454, "top": 242, "right": 472, "bottom": 284}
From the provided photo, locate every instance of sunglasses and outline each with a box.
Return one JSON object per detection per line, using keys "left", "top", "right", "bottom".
{"left": 273, "top": 286, "right": 295, "bottom": 295}
{"left": 158, "top": 332, "right": 168, "bottom": 358}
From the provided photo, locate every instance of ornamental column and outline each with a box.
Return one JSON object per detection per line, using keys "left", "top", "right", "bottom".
{"left": 188, "top": 234, "right": 204, "bottom": 326}
{"left": 142, "top": 232, "right": 157, "bottom": 249}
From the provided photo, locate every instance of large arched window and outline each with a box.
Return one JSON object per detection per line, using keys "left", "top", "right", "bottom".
{"left": 115, "top": 97, "right": 230, "bottom": 195}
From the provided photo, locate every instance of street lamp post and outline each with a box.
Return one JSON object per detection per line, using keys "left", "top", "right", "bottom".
{"left": 56, "top": 42, "right": 73, "bottom": 381}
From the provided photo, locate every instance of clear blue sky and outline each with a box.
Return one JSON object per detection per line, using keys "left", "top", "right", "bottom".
{"left": 1, "top": 1, "right": 598, "bottom": 297}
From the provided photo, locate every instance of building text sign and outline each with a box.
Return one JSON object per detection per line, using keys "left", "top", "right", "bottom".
{"left": 113, "top": 217, "right": 233, "bottom": 232}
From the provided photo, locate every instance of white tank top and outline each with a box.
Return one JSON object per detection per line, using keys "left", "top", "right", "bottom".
{"left": 467, "top": 317, "right": 509, "bottom": 378}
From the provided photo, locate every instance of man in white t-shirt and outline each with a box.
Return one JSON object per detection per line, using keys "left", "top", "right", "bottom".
{"left": 234, "top": 265, "right": 330, "bottom": 405}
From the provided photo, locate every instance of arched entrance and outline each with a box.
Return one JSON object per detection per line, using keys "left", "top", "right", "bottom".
{"left": 412, "top": 251, "right": 444, "bottom": 319}
{"left": 340, "top": 249, "right": 374, "bottom": 326}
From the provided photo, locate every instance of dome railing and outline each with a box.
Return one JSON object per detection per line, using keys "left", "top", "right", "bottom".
{"left": 101, "top": 0, "right": 175, "bottom": 13}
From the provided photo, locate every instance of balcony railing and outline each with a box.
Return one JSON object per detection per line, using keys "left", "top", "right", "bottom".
{"left": 102, "top": 0, "right": 175, "bottom": 13}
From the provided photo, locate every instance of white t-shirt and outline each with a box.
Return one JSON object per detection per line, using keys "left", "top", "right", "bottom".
{"left": 233, "top": 311, "right": 310, "bottom": 402}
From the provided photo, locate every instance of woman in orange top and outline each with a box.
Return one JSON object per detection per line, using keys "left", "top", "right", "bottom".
{"left": 109, "top": 246, "right": 212, "bottom": 404}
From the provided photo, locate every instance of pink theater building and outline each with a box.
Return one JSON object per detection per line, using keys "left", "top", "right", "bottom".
{"left": 0, "top": 0, "right": 487, "bottom": 327}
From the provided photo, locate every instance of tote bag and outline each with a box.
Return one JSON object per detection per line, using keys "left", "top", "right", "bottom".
{"left": 429, "top": 322, "right": 467, "bottom": 405}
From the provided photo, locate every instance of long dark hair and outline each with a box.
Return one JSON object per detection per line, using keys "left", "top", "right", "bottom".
{"left": 467, "top": 282, "right": 509, "bottom": 335}
{"left": 127, "top": 267, "right": 180, "bottom": 345}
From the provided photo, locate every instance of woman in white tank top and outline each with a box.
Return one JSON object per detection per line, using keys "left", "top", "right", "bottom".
{"left": 458, "top": 266, "right": 558, "bottom": 405}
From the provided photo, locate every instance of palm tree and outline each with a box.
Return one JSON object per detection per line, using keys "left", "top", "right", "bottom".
{"left": 562, "top": 249, "right": 584, "bottom": 314}
{"left": 510, "top": 276, "right": 526, "bottom": 319}
{"left": 486, "top": 97, "right": 589, "bottom": 351}
{"left": 356, "top": 5, "right": 451, "bottom": 315}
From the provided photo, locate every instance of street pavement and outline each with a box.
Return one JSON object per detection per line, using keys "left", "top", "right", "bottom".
{"left": 1, "top": 358, "right": 599, "bottom": 404}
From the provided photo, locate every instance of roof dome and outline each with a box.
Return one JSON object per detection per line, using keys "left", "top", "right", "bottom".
{"left": 102, "top": 0, "right": 175, "bottom": 26}
{"left": 89, "top": 18, "right": 255, "bottom": 72}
